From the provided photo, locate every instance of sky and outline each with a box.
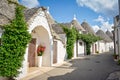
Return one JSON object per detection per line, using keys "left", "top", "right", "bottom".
{"left": 18, "top": 0, "right": 118, "bottom": 32}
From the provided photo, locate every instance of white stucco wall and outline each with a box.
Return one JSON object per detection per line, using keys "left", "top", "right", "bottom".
{"left": 16, "top": 48, "right": 28, "bottom": 79}
{"left": 78, "top": 40, "right": 85, "bottom": 56}
{"left": 105, "top": 42, "right": 114, "bottom": 52}
{"left": 105, "top": 43, "right": 110, "bottom": 52}
{"left": 98, "top": 41, "right": 106, "bottom": 53}
{"left": 28, "top": 10, "right": 53, "bottom": 66}
{"left": 109, "top": 42, "right": 114, "bottom": 51}
{"left": 18, "top": 10, "right": 53, "bottom": 79}
{"left": 95, "top": 42, "right": 99, "bottom": 52}
{"left": 91, "top": 44, "right": 95, "bottom": 54}
{"left": 74, "top": 42, "right": 77, "bottom": 58}
{"left": 55, "top": 40, "right": 67, "bottom": 64}
{"left": 98, "top": 41, "right": 114, "bottom": 54}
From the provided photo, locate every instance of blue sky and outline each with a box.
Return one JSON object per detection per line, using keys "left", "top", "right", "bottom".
{"left": 18, "top": 0, "right": 118, "bottom": 32}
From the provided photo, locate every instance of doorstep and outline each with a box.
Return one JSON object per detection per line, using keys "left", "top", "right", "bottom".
{"left": 20, "top": 67, "right": 54, "bottom": 80}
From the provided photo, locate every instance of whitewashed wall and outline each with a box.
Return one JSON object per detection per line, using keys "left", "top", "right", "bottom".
{"left": 98, "top": 41, "right": 106, "bottom": 53}
{"left": 18, "top": 10, "right": 53, "bottom": 79}
{"left": 91, "top": 44, "right": 95, "bottom": 54}
{"left": 28, "top": 10, "right": 53, "bottom": 66}
{"left": 105, "top": 42, "right": 114, "bottom": 52}
{"left": 16, "top": 47, "right": 28, "bottom": 80}
{"left": 54, "top": 40, "right": 67, "bottom": 64}
{"left": 105, "top": 43, "right": 110, "bottom": 52}
{"left": 78, "top": 40, "right": 85, "bottom": 56}
{"left": 95, "top": 42, "right": 99, "bottom": 52}
{"left": 109, "top": 42, "right": 114, "bottom": 51}
{"left": 74, "top": 42, "right": 77, "bottom": 58}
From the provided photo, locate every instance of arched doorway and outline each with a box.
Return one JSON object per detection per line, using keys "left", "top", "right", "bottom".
{"left": 28, "top": 26, "right": 51, "bottom": 67}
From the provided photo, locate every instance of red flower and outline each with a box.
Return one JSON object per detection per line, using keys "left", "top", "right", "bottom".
{"left": 37, "top": 45, "right": 46, "bottom": 56}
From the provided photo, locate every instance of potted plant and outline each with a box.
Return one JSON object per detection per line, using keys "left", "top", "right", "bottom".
{"left": 37, "top": 45, "right": 46, "bottom": 56}
{"left": 37, "top": 45, "right": 46, "bottom": 67}
{"left": 96, "top": 51, "right": 99, "bottom": 54}
{"left": 113, "top": 54, "right": 118, "bottom": 60}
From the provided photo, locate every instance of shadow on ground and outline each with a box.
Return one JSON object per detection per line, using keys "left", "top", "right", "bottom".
{"left": 47, "top": 52, "right": 120, "bottom": 80}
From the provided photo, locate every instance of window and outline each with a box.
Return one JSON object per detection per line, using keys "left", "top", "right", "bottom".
{"left": 79, "top": 42, "right": 82, "bottom": 46}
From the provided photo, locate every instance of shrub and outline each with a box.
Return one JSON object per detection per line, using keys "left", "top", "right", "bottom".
{"left": 118, "top": 59, "right": 120, "bottom": 65}
{"left": 96, "top": 51, "right": 99, "bottom": 54}
{"left": 0, "top": 5, "right": 31, "bottom": 79}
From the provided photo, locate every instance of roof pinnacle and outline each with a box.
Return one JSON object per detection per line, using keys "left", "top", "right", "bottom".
{"left": 73, "top": 14, "right": 76, "bottom": 20}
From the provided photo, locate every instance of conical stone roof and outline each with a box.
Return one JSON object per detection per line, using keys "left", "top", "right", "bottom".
{"left": 52, "top": 24, "right": 64, "bottom": 34}
{"left": 45, "top": 11, "right": 55, "bottom": 25}
{"left": 0, "top": 0, "right": 16, "bottom": 26}
{"left": 81, "top": 21, "right": 95, "bottom": 35}
{"left": 96, "top": 30, "right": 113, "bottom": 42}
{"left": 106, "top": 30, "right": 113, "bottom": 40}
{"left": 24, "top": 7, "right": 40, "bottom": 22}
{"left": 71, "top": 19, "right": 85, "bottom": 31}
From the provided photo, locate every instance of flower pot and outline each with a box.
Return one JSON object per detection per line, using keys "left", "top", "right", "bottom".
{"left": 38, "top": 56, "right": 42, "bottom": 67}
{"left": 114, "top": 55, "right": 118, "bottom": 59}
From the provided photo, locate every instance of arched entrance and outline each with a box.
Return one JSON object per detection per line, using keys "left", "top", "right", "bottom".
{"left": 28, "top": 26, "right": 51, "bottom": 67}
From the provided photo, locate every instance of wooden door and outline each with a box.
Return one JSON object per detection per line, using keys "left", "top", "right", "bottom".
{"left": 92, "top": 44, "right": 94, "bottom": 53}
{"left": 95, "top": 44, "right": 97, "bottom": 52}
{"left": 53, "top": 41, "right": 57, "bottom": 64}
{"left": 28, "top": 38, "right": 36, "bottom": 67}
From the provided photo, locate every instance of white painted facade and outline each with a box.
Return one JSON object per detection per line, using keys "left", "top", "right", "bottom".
{"left": 53, "top": 39, "right": 67, "bottom": 64}
{"left": 17, "top": 9, "right": 68, "bottom": 79}
{"left": 97, "top": 41, "right": 114, "bottom": 54}
{"left": 0, "top": 6, "right": 115, "bottom": 80}
{"left": 74, "top": 42, "right": 77, "bottom": 58}
{"left": 105, "top": 42, "right": 114, "bottom": 52}
{"left": 77, "top": 40, "right": 85, "bottom": 56}
{"left": 98, "top": 41, "right": 106, "bottom": 53}
{"left": 18, "top": 10, "right": 53, "bottom": 79}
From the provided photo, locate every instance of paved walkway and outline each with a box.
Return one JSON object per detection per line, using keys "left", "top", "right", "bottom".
{"left": 30, "top": 52, "right": 120, "bottom": 80}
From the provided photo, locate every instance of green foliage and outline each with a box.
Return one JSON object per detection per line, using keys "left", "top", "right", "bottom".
{"left": 0, "top": 38, "right": 1, "bottom": 45}
{"left": 79, "top": 34, "right": 100, "bottom": 55}
{"left": 118, "top": 59, "right": 120, "bottom": 65}
{"left": 96, "top": 51, "right": 99, "bottom": 54}
{"left": 0, "top": 5, "right": 31, "bottom": 78}
{"left": 61, "top": 23, "right": 101, "bottom": 58}
{"left": 61, "top": 25, "right": 77, "bottom": 59}
{"left": 7, "top": 0, "right": 18, "bottom": 4}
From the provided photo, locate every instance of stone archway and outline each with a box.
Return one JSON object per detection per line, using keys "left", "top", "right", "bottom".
{"left": 28, "top": 26, "right": 51, "bottom": 67}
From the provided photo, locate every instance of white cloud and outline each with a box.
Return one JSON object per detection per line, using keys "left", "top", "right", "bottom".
{"left": 20, "top": 0, "right": 40, "bottom": 8}
{"left": 92, "top": 25, "right": 100, "bottom": 32}
{"left": 76, "top": 0, "right": 118, "bottom": 16}
{"left": 93, "top": 15, "right": 113, "bottom": 32}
